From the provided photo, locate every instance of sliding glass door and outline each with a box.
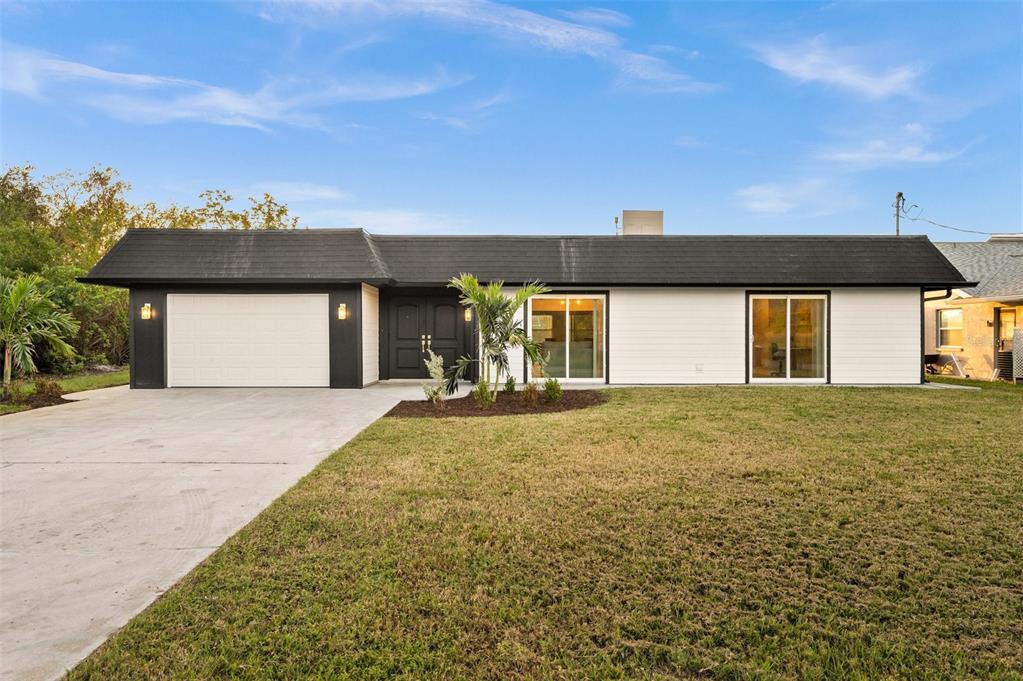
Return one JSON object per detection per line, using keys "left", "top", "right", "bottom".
{"left": 529, "top": 295, "right": 605, "bottom": 381}
{"left": 750, "top": 294, "right": 827, "bottom": 382}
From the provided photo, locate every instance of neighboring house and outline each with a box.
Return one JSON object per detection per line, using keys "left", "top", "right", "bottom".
{"left": 82, "top": 217, "right": 968, "bottom": 389}
{"left": 924, "top": 235, "right": 1023, "bottom": 380}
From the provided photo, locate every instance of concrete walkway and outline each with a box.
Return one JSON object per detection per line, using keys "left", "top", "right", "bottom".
{"left": 0, "top": 383, "right": 422, "bottom": 681}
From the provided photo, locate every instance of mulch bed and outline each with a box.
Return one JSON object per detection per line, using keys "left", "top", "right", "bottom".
{"left": 0, "top": 393, "right": 71, "bottom": 415}
{"left": 385, "top": 389, "right": 607, "bottom": 418}
{"left": 22, "top": 393, "right": 71, "bottom": 409}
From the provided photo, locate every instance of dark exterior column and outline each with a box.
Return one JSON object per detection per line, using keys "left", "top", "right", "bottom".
{"left": 129, "top": 287, "right": 166, "bottom": 388}
{"left": 329, "top": 287, "right": 363, "bottom": 388}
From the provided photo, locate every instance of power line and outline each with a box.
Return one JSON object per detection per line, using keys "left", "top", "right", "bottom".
{"left": 893, "top": 193, "right": 1006, "bottom": 236}
{"left": 902, "top": 214, "right": 997, "bottom": 236}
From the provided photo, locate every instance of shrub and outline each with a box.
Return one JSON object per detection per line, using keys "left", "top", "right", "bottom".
{"left": 4, "top": 383, "right": 29, "bottom": 404}
{"left": 504, "top": 375, "right": 516, "bottom": 394}
{"left": 38, "top": 266, "right": 128, "bottom": 371}
{"left": 543, "top": 376, "right": 563, "bottom": 402}
{"left": 472, "top": 380, "right": 494, "bottom": 409}
{"left": 522, "top": 381, "right": 541, "bottom": 407}
{"left": 33, "top": 377, "right": 64, "bottom": 399}
{"left": 421, "top": 349, "right": 446, "bottom": 407}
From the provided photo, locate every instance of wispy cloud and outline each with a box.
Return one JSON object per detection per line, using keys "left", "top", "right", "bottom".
{"left": 736, "top": 177, "right": 861, "bottom": 217}
{"left": 673, "top": 135, "right": 705, "bottom": 149}
{"left": 613, "top": 52, "right": 716, "bottom": 94}
{"left": 470, "top": 90, "right": 513, "bottom": 111}
{"left": 418, "top": 88, "right": 514, "bottom": 132}
{"left": 754, "top": 35, "right": 922, "bottom": 99}
{"left": 1, "top": 43, "right": 468, "bottom": 130}
{"left": 261, "top": 0, "right": 716, "bottom": 95}
{"left": 416, "top": 111, "right": 473, "bottom": 131}
{"left": 818, "top": 123, "right": 968, "bottom": 168}
{"left": 253, "top": 181, "right": 351, "bottom": 202}
{"left": 649, "top": 44, "right": 700, "bottom": 60}
{"left": 558, "top": 7, "right": 632, "bottom": 29}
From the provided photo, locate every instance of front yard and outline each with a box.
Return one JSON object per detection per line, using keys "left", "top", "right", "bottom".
{"left": 70, "top": 386, "right": 1022, "bottom": 680}
{"left": 0, "top": 368, "right": 129, "bottom": 415}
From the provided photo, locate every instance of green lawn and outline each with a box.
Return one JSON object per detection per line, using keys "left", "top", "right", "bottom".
{"left": 0, "top": 368, "right": 129, "bottom": 415}
{"left": 56, "top": 368, "right": 131, "bottom": 394}
{"left": 927, "top": 375, "right": 1022, "bottom": 392}
{"left": 70, "top": 387, "right": 1022, "bottom": 680}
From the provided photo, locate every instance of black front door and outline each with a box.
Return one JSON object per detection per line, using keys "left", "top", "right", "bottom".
{"left": 387, "top": 295, "right": 465, "bottom": 378}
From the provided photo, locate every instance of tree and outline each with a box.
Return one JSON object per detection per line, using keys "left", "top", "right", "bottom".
{"left": 0, "top": 164, "right": 302, "bottom": 376}
{"left": 1, "top": 274, "right": 79, "bottom": 399}
{"left": 131, "top": 190, "right": 299, "bottom": 231}
{"left": 0, "top": 166, "right": 58, "bottom": 273}
{"left": 43, "top": 167, "right": 135, "bottom": 270}
{"left": 443, "top": 274, "right": 549, "bottom": 403}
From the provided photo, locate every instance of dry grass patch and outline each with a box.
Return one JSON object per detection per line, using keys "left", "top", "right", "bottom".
{"left": 70, "top": 387, "right": 1023, "bottom": 680}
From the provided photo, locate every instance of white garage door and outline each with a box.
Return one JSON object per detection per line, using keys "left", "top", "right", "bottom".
{"left": 167, "top": 294, "right": 330, "bottom": 387}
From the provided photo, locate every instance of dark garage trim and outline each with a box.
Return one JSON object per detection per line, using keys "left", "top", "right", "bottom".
{"left": 129, "top": 284, "right": 364, "bottom": 390}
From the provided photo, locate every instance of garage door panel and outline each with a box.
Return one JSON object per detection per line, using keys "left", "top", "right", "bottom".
{"left": 167, "top": 294, "right": 330, "bottom": 387}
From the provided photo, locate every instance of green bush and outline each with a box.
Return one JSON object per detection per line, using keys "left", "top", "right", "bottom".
{"left": 4, "top": 383, "right": 28, "bottom": 404}
{"left": 33, "top": 377, "right": 64, "bottom": 399}
{"left": 421, "top": 349, "right": 446, "bottom": 407}
{"left": 37, "top": 266, "right": 128, "bottom": 371}
{"left": 504, "top": 375, "right": 516, "bottom": 394}
{"left": 543, "top": 376, "right": 563, "bottom": 402}
{"left": 472, "top": 380, "right": 494, "bottom": 409}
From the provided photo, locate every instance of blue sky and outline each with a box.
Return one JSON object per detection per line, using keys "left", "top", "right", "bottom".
{"left": 2, "top": 1, "right": 1020, "bottom": 239}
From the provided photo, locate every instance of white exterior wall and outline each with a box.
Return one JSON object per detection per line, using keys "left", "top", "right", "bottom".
{"left": 830, "top": 287, "right": 921, "bottom": 384}
{"left": 361, "top": 284, "right": 379, "bottom": 386}
{"left": 502, "top": 287, "right": 527, "bottom": 384}
{"left": 608, "top": 288, "right": 747, "bottom": 384}
{"left": 494, "top": 286, "right": 922, "bottom": 387}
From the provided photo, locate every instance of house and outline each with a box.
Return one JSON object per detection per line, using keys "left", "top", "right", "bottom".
{"left": 82, "top": 216, "right": 969, "bottom": 389}
{"left": 924, "top": 235, "right": 1023, "bottom": 380}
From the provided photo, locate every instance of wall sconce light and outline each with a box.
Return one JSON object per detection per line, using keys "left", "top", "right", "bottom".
{"left": 140, "top": 303, "right": 153, "bottom": 320}
{"left": 464, "top": 307, "right": 472, "bottom": 322}
{"left": 337, "top": 303, "right": 348, "bottom": 320}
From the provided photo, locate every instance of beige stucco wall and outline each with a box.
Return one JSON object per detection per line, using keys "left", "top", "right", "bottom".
{"left": 924, "top": 298, "right": 1020, "bottom": 378}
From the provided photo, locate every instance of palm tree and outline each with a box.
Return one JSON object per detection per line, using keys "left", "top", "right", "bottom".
{"left": 444, "top": 274, "right": 549, "bottom": 403}
{"left": 1, "top": 274, "right": 79, "bottom": 400}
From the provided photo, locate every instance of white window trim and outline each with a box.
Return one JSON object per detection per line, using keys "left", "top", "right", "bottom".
{"left": 748, "top": 293, "right": 828, "bottom": 384}
{"left": 937, "top": 308, "right": 964, "bottom": 349}
{"left": 527, "top": 293, "right": 607, "bottom": 383}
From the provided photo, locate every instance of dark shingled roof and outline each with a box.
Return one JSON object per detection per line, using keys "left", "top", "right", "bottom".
{"left": 84, "top": 229, "right": 390, "bottom": 284}
{"left": 83, "top": 228, "right": 970, "bottom": 288}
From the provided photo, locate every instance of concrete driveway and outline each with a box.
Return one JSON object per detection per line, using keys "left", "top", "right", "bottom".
{"left": 0, "top": 383, "right": 423, "bottom": 681}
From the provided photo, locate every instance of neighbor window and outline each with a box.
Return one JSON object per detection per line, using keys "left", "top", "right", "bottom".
{"left": 937, "top": 308, "right": 963, "bottom": 347}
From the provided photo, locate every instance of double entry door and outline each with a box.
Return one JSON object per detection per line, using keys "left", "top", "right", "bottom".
{"left": 387, "top": 295, "right": 465, "bottom": 379}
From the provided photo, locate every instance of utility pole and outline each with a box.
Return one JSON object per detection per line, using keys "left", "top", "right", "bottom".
{"left": 894, "top": 191, "right": 903, "bottom": 236}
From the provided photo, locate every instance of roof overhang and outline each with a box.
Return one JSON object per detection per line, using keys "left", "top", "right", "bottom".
{"left": 77, "top": 277, "right": 394, "bottom": 288}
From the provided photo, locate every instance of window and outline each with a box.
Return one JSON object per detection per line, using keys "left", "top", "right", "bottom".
{"left": 529, "top": 295, "right": 605, "bottom": 380}
{"left": 937, "top": 308, "right": 963, "bottom": 347}
{"left": 749, "top": 294, "right": 827, "bottom": 381}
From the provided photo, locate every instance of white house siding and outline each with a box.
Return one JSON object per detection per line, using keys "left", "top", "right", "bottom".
{"left": 361, "top": 284, "right": 379, "bottom": 386}
{"left": 502, "top": 288, "right": 528, "bottom": 384}
{"left": 608, "top": 288, "right": 747, "bottom": 384}
{"left": 505, "top": 286, "right": 920, "bottom": 386}
{"left": 830, "top": 287, "right": 921, "bottom": 384}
